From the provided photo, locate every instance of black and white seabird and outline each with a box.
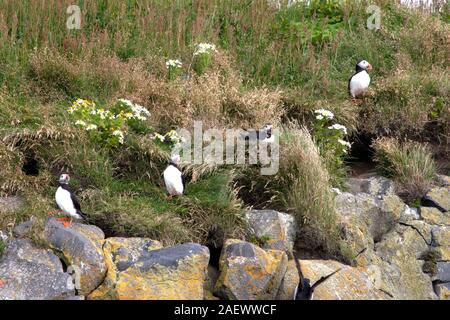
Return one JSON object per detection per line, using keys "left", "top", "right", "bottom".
{"left": 348, "top": 60, "right": 372, "bottom": 99}
{"left": 163, "top": 154, "right": 184, "bottom": 198}
{"left": 242, "top": 123, "right": 275, "bottom": 143}
{"left": 55, "top": 173, "right": 86, "bottom": 227}
{"left": 291, "top": 252, "right": 341, "bottom": 300}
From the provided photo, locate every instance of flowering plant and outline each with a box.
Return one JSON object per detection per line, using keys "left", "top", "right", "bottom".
{"left": 192, "top": 43, "right": 217, "bottom": 75}
{"left": 150, "top": 130, "right": 185, "bottom": 145}
{"left": 68, "top": 98, "right": 150, "bottom": 147}
{"left": 313, "top": 108, "right": 351, "bottom": 184}
{"left": 112, "top": 99, "right": 151, "bottom": 134}
{"left": 166, "top": 59, "right": 183, "bottom": 81}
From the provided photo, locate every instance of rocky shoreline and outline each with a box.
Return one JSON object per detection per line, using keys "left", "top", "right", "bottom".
{"left": 0, "top": 175, "right": 449, "bottom": 300}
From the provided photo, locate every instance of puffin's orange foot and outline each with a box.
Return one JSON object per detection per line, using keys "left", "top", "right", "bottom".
{"left": 0, "top": 279, "right": 6, "bottom": 286}
{"left": 62, "top": 219, "right": 73, "bottom": 228}
{"left": 56, "top": 217, "right": 69, "bottom": 222}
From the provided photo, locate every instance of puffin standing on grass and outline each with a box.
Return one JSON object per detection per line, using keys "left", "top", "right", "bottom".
{"left": 348, "top": 60, "right": 373, "bottom": 100}
{"left": 163, "top": 154, "right": 184, "bottom": 198}
{"left": 55, "top": 173, "right": 86, "bottom": 227}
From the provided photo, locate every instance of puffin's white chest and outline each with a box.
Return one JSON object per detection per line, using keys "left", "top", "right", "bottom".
{"left": 55, "top": 186, "right": 77, "bottom": 216}
{"left": 349, "top": 71, "right": 371, "bottom": 97}
{"left": 163, "top": 165, "right": 184, "bottom": 196}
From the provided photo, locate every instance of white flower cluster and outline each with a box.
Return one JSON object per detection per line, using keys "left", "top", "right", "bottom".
{"left": 314, "top": 109, "right": 334, "bottom": 120}
{"left": 0, "top": 230, "right": 8, "bottom": 241}
{"left": 166, "top": 130, "right": 186, "bottom": 144}
{"left": 165, "top": 59, "right": 183, "bottom": 69}
{"left": 151, "top": 133, "right": 166, "bottom": 142}
{"left": 194, "top": 43, "right": 217, "bottom": 56}
{"left": 338, "top": 139, "right": 352, "bottom": 153}
{"left": 113, "top": 130, "right": 125, "bottom": 144}
{"left": 328, "top": 124, "right": 348, "bottom": 135}
{"left": 118, "top": 99, "right": 151, "bottom": 121}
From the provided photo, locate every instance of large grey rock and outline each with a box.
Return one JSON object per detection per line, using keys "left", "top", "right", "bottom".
{"left": 373, "top": 225, "right": 437, "bottom": 299}
{"left": 423, "top": 187, "right": 450, "bottom": 212}
{"left": 436, "top": 175, "right": 450, "bottom": 187}
{"left": 246, "top": 209, "right": 296, "bottom": 252}
{"left": 0, "top": 239, "right": 75, "bottom": 300}
{"left": 43, "top": 218, "right": 106, "bottom": 296}
{"left": 435, "top": 262, "right": 450, "bottom": 282}
{"left": 420, "top": 207, "right": 450, "bottom": 225}
{"left": 89, "top": 240, "right": 209, "bottom": 300}
{"left": 276, "top": 259, "right": 299, "bottom": 300}
{"left": 432, "top": 226, "right": 450, "bottom": 246}
{"left": 336, "top": 192, "right": 404, "bottom": 243}
{"left": 299, "top": 259, "right": 390, "bottom": 300}
{"left": 347, "top": 176, "right": 395, "bottom": 196}
{"left": 214, "top": 239, "right": 287, "bottom": 300}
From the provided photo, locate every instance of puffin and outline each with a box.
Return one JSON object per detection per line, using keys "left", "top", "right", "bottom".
{"left": 348, "top": 60, "right": 372, "bottom": 99}
{"left": 55, "top": 173, "right": 86, "bottom": 227}
{"left": 163, "top": 154, "right": 184, "bottom": 198}
{"left": 290, "top": 251, "right": 341, "bottom": 300}
{"left": 242, "top": 123, "right": 274, "bottom": 143}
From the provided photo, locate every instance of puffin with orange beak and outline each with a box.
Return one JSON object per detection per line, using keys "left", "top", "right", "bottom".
{"left": 348, "top": 60, "right": 372, "bottom": 100}
{"left": 55, "top": 173, "right": 86, "bottom": 227}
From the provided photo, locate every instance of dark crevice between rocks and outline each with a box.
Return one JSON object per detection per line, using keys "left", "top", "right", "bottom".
{"left": 59, "top": 257, "right": 68, "bottom": 272}
{"left": 399, "top": 222, "right": 432, "bottom": 246}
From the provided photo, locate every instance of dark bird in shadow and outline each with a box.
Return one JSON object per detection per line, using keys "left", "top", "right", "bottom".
{"left": 289, "top": 251, "right": 342, "bottom": 300}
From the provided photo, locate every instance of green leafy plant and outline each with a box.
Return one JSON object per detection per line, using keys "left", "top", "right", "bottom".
{"left": 166, "top": 59, "right": 183, "bottom": 81}
{"left": 192, "top": 43, "right": 217, "bottom": 75}
{"left": 313, "top": 109, "right": 351, "bottom": 187}
{"left": 68, "top": 98, "right": 150, "bottom": 148}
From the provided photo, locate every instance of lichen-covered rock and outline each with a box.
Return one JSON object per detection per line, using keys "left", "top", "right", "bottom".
{"left": 420, "top": 207, "right": 450, "bottom": 225}
{"left": 437, "top": 246, "right": 450, "bottom": 261}
{"left": 276, "top": 259, "right": 299, "bottom": 300}
{"left": 0, "top": 239, "right": 75, "bottom": 300}
{"left": 423, "top": 187, "right": 450, "bottom": 212}
{"left": 246, "top": 210, "right": 296, "bottom": 251}
{"left": 336, "top": 192, "right": 404, "bottom": 243}
{"left": 346, "top": 177, "right": 395, "bottom": 196}
{"left": 435, "top": 262, "right": 450, "bottom": 282}
{"left": 214, "top": 239, "right": 287, "bottom": 300}
{"left": 400, "top": 205, "right": 420, "bottom": 222}
{"left": 88, "top": 237, "right": 163, "bottom": 300}
{"left": 432, "top": 226, "right": 450, "bottom": 246}
{"left": 435, "top": 283, "right": 450, "bottom": 300}
{"left": 299, "top": 260, "right": 389, "bottom": 300}
{"left": 91, "top": 241, "right": 209, "bottom": 300}
{"left": 43, "top": 218, "right": 106, "bottom": 296}
{"left": 374, "top": 225, "right": 436, "bottom": 299}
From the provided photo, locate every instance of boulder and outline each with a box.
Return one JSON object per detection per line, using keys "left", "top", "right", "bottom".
{"left": 374, "top": 225, "right": 436, "bottom": 299}
{"left": 423, "top": 187, "right": 450, "bottom": 212}
{"left": 346, "top": 176, "right": 395, "bottom": 196}
{"left": 214, "top": 239, "right": 287, "bottom": 300}
{"left": 420, "top": 207, "right": 450, "bottom": 226}
{"left": 89, "top": 237, "right": 163, "bottom": 300}
{"left": 0, "top": 239, "right": 75, "bottom": 299}
{"left": 43, "top": 218, "right": 106, "bottom": 296}
{"left": 275, "top": 259, "right": 299, "bottom": 300}
{"left": 435, "top": 262, "right": 450, "bottom": 282}
{"left": 432, "top": 226, "right": 450, "bottom": 246}
{"left": 246, "top": 209, "right": 296, "bottom": 252}
{"left": 90, "top": 240, "right": 210, "bottom": 300}
{"left": 434, "top": 282, "right": 450, "bottom": 300}
{"left": 299, "top": 259, "right": 389, "bottom": 300}
{"left": 400, "top": 205, "right": 420, "bottom": 222}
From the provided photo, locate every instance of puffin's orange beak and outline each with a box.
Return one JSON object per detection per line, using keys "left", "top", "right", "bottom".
{"left": 367, "top": 64, "right": 373, "bottom": 71}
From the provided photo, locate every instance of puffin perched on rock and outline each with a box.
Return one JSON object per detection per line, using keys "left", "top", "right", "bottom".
{"left": 348, "top": 60, "right": 372, "bottom": 99}
{"left": 55, "top": 173, "right": 86, "bottom": 227}
{"left": 163, "top": 154, "right": 184, "bottom": 198}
